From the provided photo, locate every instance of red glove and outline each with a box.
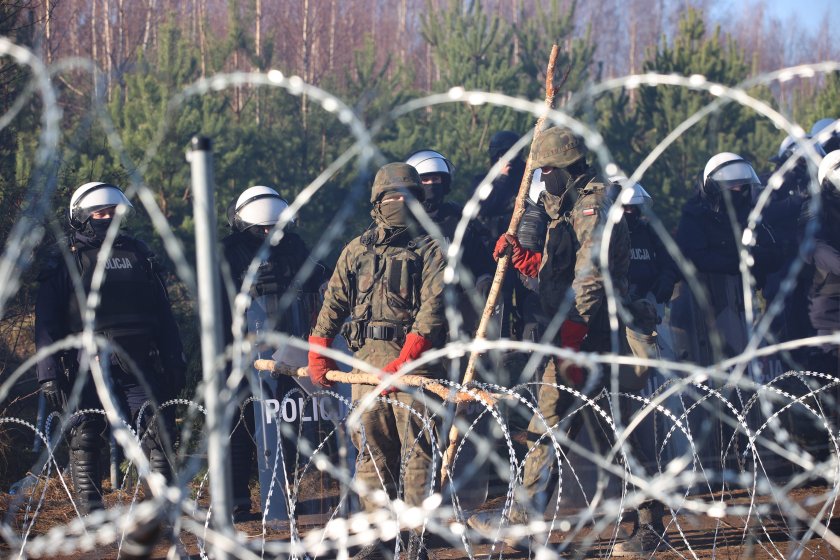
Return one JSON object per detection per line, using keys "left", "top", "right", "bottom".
{"left": 307, "top": 336, "right": 337, "bottom": 388}
{"left": 557, "top": 320, "right": 588, "bottom": 386}
{"left": 494, "top": 234, "right": 541, "bottom": 278}
{"left": 380, "top": 333, "right": 434, "bottom": 394}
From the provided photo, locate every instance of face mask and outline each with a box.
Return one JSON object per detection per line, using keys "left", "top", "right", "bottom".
{"left": 88, "top": 218, "right": 113, "bottom": 240}
{"left": 422, "top": 185, "right": 444, "bottom": 214}
{"left": 729, "top": 187, "right": 752, "bottom": 211}
{"left": 542, "top": 167, "right": 572, "bottom": 196}
{"left": 624, "top": 207, "right": 640, "bottom": 229}
{"left": 378, "top": 199, "right": 412, "bottom": 228}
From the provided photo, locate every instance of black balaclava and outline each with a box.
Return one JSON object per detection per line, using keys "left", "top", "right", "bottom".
{"left": 542, "top": 167, "right": 573, "bottom": 196}
{"left": 623, "top": 206, "right": 641, "bottom": 231}
{"left": 421, "top": 175, "right": 450, "bottom": 216}
{"left": 86, "top": 218, "right": 113, "bottom": 241}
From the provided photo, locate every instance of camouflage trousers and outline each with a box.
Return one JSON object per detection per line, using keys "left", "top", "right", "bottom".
{"left": 351, "top": 383, "right": 441, "bottom": 513}
{"left": 520, "top": 358, "right": 606, "bottom": 512}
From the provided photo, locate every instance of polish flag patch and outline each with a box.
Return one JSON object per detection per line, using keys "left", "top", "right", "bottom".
{"left": 582, "top": 208, "right": 596, "bottom": 216}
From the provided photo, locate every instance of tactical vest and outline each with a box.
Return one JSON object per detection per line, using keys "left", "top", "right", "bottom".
{"left": 228, "top": 240, "right": 299, "bottom": 298}
{"left": 67, "top": 238, "right": 160, "bottom": 336}
{"left": 227, "top": 239, "right": 314, "bottom": 337}
{"left": 342, "top": 232, "right": 429, "bottom": 351}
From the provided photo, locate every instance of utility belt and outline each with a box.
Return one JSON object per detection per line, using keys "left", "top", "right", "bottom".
{"left": 341, "top": 320, "right": 409, "bottom": 351}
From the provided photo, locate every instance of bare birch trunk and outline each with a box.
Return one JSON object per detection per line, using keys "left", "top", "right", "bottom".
{"left": 104, "top": 0, "right": 113, "bottom": 100}
{"left": 255, "top": 0, "right": 262, "bottom": 124}
{"left": 198, "top": 0, "right": 207, "bottom": 77}
{"left": 44, "top": 0, "right": 52, "bottom": 63}
{"left": 301, "top": 0, "right": 310, "bottom": 131}
{"left": 328, "top": 0, "right": 336, "bottom": 72}
{"left": 142, "top": 0, "right": 156, "bottom": 52}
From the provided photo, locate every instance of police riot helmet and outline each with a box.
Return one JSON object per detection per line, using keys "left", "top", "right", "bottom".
{"left": 818, "top": 150, "right": 840, "bottom": 191}
{"left": 702, "top": 152, "right": 761, "bottom": 197}
{"left": 811, "top": 118, "right": 840, "bottom": 153}
{"left": 69, "top": 182, "right": 133, "bottom": 230}
{"left": 770, "top": 134, "right": 826, "bottom": 165}
{"left": 531, "top": 127, "right": 587, "bottom": 169}
{"left": 370, "top": 162, "right": 423, "bottom": 203}
{"left": 232, "top": 185, "right": 290, "bottom": 232}
{"left": 528, "top": 168, "right": 546, "bottom": 204}
{"left": 405, "top": 149, "right": 454, "bottom": 189}
{"left": 610, "top": 174, "right": 652, "bottom": 206}
{"left": 488, "top": 130, "right": 520, "bottom": 161}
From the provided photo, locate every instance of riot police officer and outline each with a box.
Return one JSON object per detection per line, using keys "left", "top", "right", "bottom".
{"left": 308, "top": 163, "right": 446, "bottom": 560}
{"left": 35, "top": 182, "right": 186, "bottom": 514}
{"left": 612, "top": 175, "right": 680, "bottom": 310}
{"left": 807, "top": 151, "right": 840, "bottom": 372}
{"left": 405, "top": 149, "right": 494, "bottom": 337}
{"left": 763, "top": 137, "right": 824, "bottom": 369}
{"left": 221, "top": 185, "right": 328, "bottom": 519}
{"left": 473, "top": 130, "right": 528, "bottom": 338}
{"left": 671, "top": 152, "right": 781, "bottom": 365}
{"left": 811, "top": 118, "right": 840, "bottom": 154}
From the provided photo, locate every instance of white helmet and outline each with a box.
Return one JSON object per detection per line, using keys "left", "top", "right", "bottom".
{"left": 405, "top": 149, "right": 455, "bottom": 180}
{"left": 609, "top": 174, "right": 652, "bottom": 206}
{"left": 703, "top": 152, "right": 760, "bottom": 192}
{"left": 528, "top": 168, "right": 545, "bottom": 203}
{"left": 69, "top": 182, "right": 133, "bottom": 230}
{"left": 771, "top": 134, "right": 826, "bottom": 164}
{"left": 818, "top": 150, "right": 840, "bottom": 189}
{"left": 232, "top": 185, "right": 290, "bottom": 232}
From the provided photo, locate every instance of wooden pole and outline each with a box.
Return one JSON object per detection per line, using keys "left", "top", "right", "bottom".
{"left": 441, "top": 44, "right": 561, "bottom": 483}
{"left": 254, "top": 359, "right": 498, "bottom": 407}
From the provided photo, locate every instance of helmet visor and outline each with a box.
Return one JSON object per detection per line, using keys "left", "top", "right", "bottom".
{"left": 709, "top": 161, "right": 761, "bottom": 191}
{"left": 73, "top": 186, "right": 133, "bottom": 223}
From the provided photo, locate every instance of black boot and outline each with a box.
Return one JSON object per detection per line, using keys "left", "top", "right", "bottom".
{"left": 70, "top": 447, "right": 103, "bottom": 514}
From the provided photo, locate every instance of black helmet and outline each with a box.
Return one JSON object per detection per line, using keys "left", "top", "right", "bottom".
{"left": 488, "top": 130, "right": 520, "bottom": 162}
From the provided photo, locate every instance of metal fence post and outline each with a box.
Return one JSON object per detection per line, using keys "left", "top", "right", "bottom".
{"left": 188, "top": 136, "right": 233, "bottom": 558}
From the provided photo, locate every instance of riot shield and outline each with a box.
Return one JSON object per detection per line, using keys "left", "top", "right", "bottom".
{"left": 249, "top": 291, "right": 353, "bottom": 522}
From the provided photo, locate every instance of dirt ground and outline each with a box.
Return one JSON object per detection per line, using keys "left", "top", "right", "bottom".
{"left": 2, "top": 478, "right": 840, "bottom": 559}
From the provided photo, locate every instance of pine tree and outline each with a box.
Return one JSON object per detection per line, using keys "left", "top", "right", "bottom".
{"left": 601, "top": 8, "right": 778, "bottom": 228}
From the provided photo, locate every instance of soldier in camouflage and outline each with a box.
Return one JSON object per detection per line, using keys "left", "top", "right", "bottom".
{"left": 307, "top": 162, "right": 446, "bottom": 560}
{"left": 468, "top": 128, "right": 669, "bottom": 556}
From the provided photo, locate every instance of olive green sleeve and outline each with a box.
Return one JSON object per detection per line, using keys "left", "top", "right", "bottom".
{"left": 410, "top": 242, "right": 447, "bottom": 342}
{"left": 312, "top": 241, "right": 356, "bottom": 338}
{"left": 571, "top": 195, "right": 608, "bottom": 325}
{"left": 571, "top": 192, "right": 631, "bottom": 325}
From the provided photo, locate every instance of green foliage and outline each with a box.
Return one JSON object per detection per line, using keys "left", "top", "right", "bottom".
{"left": 418, "top": 0, "right": 528, "bottom": 199}
{"left": 514, "top": 0, "right": 595, "bottom": 100}
{"left": 795, "top": 71, "right": 840, "bottom": 132}
{"left": 597, "top": 8, "right": 778, "bottom": 228}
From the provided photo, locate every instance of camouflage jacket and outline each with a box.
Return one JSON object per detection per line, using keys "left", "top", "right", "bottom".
{"left": 312, "top": 226, "right": 446, "bottom": 374}
{"left": 539, "top": 173, "right": 630, "bottom": 328}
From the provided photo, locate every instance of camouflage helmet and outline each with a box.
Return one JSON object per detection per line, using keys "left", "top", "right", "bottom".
{"left": 531, "top": 127, "right": 587, "bottom": 169}
{"left": 370, "top": 162, "right": 423, "bottom": 203}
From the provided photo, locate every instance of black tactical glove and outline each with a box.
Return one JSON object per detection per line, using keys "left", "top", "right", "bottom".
{"left": 40, "top": 380, "right": 67, "bottom": 411}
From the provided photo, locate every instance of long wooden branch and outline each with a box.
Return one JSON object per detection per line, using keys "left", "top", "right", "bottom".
{"left": 254, "top": 359, "right": 497, "bottom": 407}
{"left": 441, "top": 44, "right": 562, "bottom": 483}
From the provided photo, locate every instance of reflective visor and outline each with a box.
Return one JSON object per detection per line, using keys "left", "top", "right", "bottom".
{"left": 709, "top": 161, "right": 760, "bottom": 190}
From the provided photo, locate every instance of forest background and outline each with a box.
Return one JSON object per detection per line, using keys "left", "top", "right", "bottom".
{"left": 1, "top": 0, "right": 839, "bottom": 403}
